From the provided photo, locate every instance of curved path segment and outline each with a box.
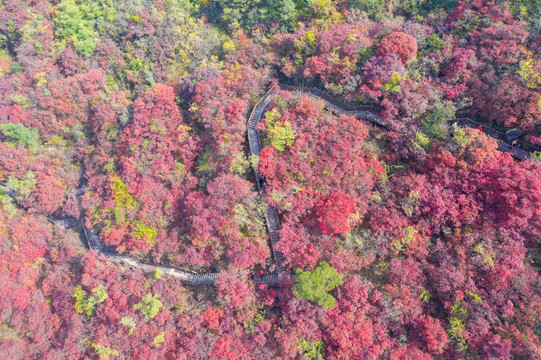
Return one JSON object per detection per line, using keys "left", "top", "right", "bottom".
{"left": 3, "top": 83, "right": 539, "bottom": 286}
{"left": 451, "top": 118, "right": 536, "bottom": 160}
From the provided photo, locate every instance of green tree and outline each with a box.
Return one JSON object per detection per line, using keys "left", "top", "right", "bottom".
{"left": 152, "top": 269, "right": 163, "bottom": 280}
{"left": 6, "top": 171, "right": 37, "bottom": 199}
{"left": 423, "top": 34, "right": 446, "bottom": 54}
{"left": 452, "top": 124, "right": 471, "bottom": 146}
{"left": 270, "top": 0, "right": 298, "bottom": 27}
{"left": 448, "top": 300, "right": 468, "bottom": 351}
{"left": 72, "top": 285, "right": 108, "bottom": 316}
{"left": 110, "top": 176, "right": 141, "bottom": 223}
{"left": 421, "top": 105, "right": 455, "bottom": 138}
{"left": 153, "top": 332, "right": 165, "bottom": 347}
{"left": 292, "top": 262, "right": 343, "bottom": 309}
{"left": 120, "top": 316, "right": 136, "bottom": 336}
{"left": 85, "top": 340, "right": 119, "bottom": 360}
{"left": 9, "top": 62, "right": 24, "bottom": 74}
{"left": 425, "top": 0, "right": 459, "bottom": 12}
{"left": 508, "top": 0, "right": 541, "bottom": 18}
{"left": 0, "top": 123, "right": 39, "bottom": 152}
{"left": 396, "top": 0, "right": 428, "bottom": 17}
{"left": 412, "top": 131, "right": 431, "bottom": 152}
{"left": 0, "top": 189, "right": 17, "bottom": 218}
{"left": 134, "top": 293, "right": 162, "bottom": 319}
{"left": 217, "top": 0, "right": 297, "bottom": 30}
{"left": 131, "top": 220, "right": 158, "bottom": 244}
{"left": 54, "top": 0, "right": 116, "bottom": 57}
{"left": 269, "top": 120, "right": 296, "bottom": 152}
{"left": 297, "top": 339, "right": 326, "bottom": 360}
{"left": 351, "top": 0, "right": 385, "bottom": 18}
{"left": 264, "top": 107, "right": 296, "bottom": 152}
{"left": 508, "top": 0, "right": 541, "bottom": 36}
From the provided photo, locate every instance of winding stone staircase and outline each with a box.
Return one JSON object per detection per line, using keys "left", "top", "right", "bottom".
{"left": 3, "top": 83, "right": 539, "bottom": 287}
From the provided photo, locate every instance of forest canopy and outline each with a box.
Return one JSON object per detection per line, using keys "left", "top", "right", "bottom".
{"left": 1, "top": 0, "right": 541, "bottom": 359}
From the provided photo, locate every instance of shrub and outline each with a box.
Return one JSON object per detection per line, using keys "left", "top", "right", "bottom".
{"left": 297, "top": 339, "right": 326, "bottom": 360}
{"left": 55, "top": 0, "right": 116, "bottom": 57}
{"left": 6, "top": 171, "right": 37, "bottom": 199}
{"left": 293, "top": 262, "right": 343, "bottom": 309}
{"left": 72, "top": 285, "right": 108, "bottom": 316}
{"left": 424, "top": 34, "right": 446, "bottom": 54}
{"left": 85, "top": 340, "right": 119, "bottom": 360}
{"left": 120, "top": 316, "right": 136, "bottom": 336}
{"left": 0, "top": 123, "right": 39, "bottom": 151}
{"left": 421, "top": 105, "right": 455, "bottom": 138}
{"left": 134, "top": 293, "right": 162, "bottom": 319}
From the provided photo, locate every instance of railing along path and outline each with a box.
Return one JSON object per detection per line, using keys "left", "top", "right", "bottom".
{"left": 3, "top": 83, "right": 539, "bottom": 287}
{"left": 451, "top": 118, "right": 538, "bottom": 160}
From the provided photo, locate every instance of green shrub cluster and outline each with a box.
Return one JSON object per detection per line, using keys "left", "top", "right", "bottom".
{"left": 55, "top": 0, "right": 116, "bottom": 57}
{"left": 293, "top": 262, "right": 343, "bottom": 309}
{"left": 0, "top": 123, "right": 39, "bottom": 152}
{"left": 134, "top": 293, "right": 162, "bottom": 319}
{"left": 72, "top": 285, "right": 108, "bottom": 316}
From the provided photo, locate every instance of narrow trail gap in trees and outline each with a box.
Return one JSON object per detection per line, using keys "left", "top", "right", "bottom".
{"left": 3, "top": 82, "right": 539, "bottom": 287}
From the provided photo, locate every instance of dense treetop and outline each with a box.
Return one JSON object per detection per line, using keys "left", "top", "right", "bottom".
{"left": 1, "top": 0, "right": 541, "bottom": 359}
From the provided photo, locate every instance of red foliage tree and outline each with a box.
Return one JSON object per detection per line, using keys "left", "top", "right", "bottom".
{"left": 211, "top": 335, "right": 251, "bottom": 360}
{"left": 202, "top": 307, "right": 224, "bottom": 330}
{"left": 315, "top": 192, "right": 355, "bottom": 236}
{"left": 376, "top": 32, "right": 418, "bottom": 64}
{"left": 216, "top": 271, "right": 254, "bottom": 309}
{"left": 323, "top": 276, "right": 394, "bottom": 359}
{"left": 276, "top": 222, "right": 320, "bottom": 269}
{"left": 415, "top": 315, "right": 448, "bottom": 355}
